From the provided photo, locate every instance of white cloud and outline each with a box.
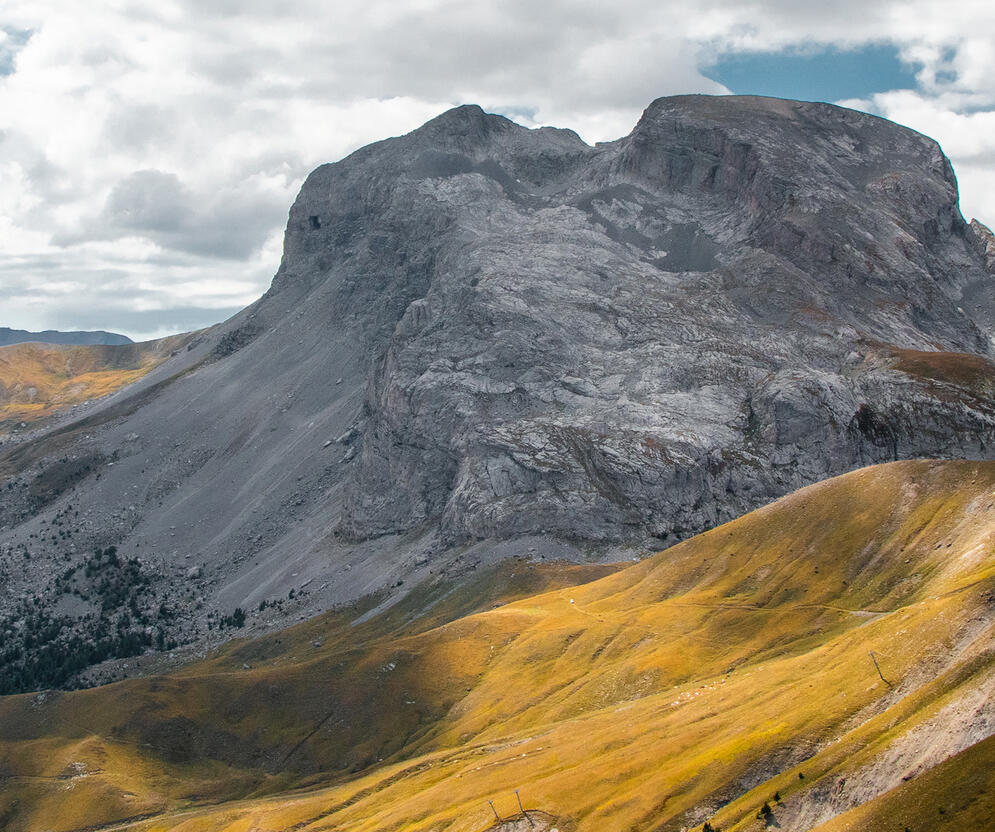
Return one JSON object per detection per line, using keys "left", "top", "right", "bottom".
{"left": 1, "top": 0, "right": 994, "bottom": 338}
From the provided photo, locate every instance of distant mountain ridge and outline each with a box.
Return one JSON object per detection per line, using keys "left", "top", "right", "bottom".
{"left": 0, "top": 326, "right": 132, "bottom": 347}
{"left": 0, "top": 332, "right": 199, "bottom": 433}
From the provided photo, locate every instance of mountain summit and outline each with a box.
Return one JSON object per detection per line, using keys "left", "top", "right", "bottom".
{"left": 281, "top": 94, "right": 995, "bottom": 544}
{"left": 1, "top": 95, "right": 995, "bottom": 684}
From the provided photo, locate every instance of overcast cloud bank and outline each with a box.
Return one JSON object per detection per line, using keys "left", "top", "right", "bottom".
{"left": 2, "top": 1, "right": 994, "bottom": 339}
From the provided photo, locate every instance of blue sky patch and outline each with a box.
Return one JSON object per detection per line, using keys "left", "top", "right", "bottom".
{"left": 0, "top": 26, "right": 33, "bottom": 76}
{"left": 704, "top": 44, "right": 919, "bottom": 103}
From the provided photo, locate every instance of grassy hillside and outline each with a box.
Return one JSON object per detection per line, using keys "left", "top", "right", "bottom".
{"left": 881, "top": 342, "right": 995, "bottom": 399}
{"left": 0, "top": 333, "right": 198, "bottom": 431}
{"left": 1, "top": 460, "right": 993, "bottom": 831}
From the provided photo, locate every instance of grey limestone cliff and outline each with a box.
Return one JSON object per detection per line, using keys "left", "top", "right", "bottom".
{"left": 289, "top": 96, "right": 995, "bottom": 544}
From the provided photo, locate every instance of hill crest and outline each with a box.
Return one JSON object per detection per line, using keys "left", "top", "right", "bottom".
{"left": 0, "top": 327, "right": 132, "bottom": 347}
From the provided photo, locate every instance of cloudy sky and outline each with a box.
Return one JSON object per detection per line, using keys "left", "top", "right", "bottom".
{"left": 2, "top": 1, "right": 994, "bottom": 340}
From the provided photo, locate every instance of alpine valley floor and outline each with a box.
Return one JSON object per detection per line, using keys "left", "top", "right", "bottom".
{"left": 1, "top": 459, "right": 993, "bottom": 832}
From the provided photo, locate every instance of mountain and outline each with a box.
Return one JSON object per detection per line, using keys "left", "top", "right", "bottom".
{"left": 0, "top": 334, "right": 199, "bottom": 435}
{"left": 1, "top": 95, "right": 995, "bottom": 690}
{"left": 1, "top": 460, "right": 993, "bottom": 831}
{"left": 0, "top": 327, "right": 133, "bottom": 347}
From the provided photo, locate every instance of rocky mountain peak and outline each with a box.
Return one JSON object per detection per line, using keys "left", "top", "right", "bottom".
{"left": 276, "top": 95, "right": 995, "bottom": 544}
{"left": 414, "top": 103, "right": 518, "bottom": 146}
{"left": 2, "top": 95, "right": 995, "bottom": 686}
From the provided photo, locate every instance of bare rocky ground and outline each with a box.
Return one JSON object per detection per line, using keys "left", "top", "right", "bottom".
{"left": 2, "top": 94, "right": 995, "bottom": 691}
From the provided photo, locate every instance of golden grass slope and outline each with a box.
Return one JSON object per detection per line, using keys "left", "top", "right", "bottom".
{"left": 0, "top": 333, "right": 197, "bottom": 430}
{"left": 1, "top": 459, "right": 994, "bottom": 832}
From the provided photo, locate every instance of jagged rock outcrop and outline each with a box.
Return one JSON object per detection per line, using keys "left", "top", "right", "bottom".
{"left": 2, "top": 95, "right": 995, "bottom": 684}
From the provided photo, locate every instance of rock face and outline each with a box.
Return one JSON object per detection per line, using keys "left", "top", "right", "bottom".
{"left": 2, "top": 95, "right": 995, "bottom": 685}
{"left": 296, "top": 96, "right": 995, "bottom": 543}
{"left": 971, "top": 219, "right": 995, "bottom": 273}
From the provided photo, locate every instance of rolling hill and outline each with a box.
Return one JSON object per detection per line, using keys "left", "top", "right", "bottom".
{"left": 0, "top": 328, "right": 132, "bottom": 348}
{"left": 1, "top": 459, "right": 992, "bottom": 831}
{"left": 0, "top": 334, "right": 199, "bottom": 433}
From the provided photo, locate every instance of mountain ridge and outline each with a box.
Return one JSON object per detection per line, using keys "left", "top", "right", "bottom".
{"left": 0, "top": 327, "right": 133, "bottom": 347}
